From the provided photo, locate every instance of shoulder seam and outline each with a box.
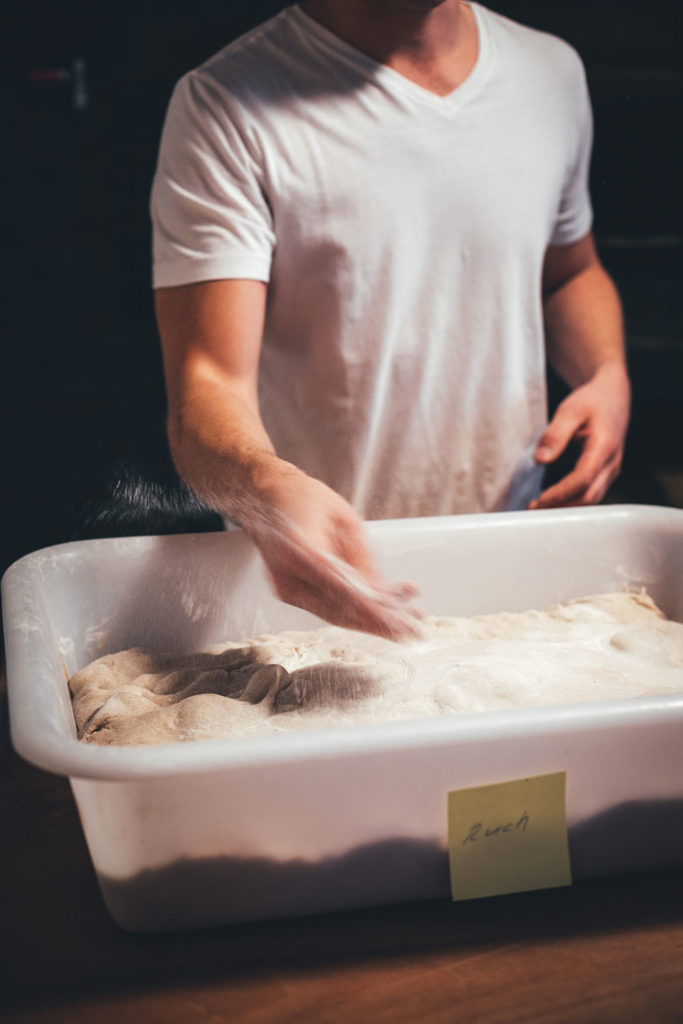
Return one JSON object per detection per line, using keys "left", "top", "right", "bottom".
{"left": 201, "top": 8, "right": 291, "bottom": 73}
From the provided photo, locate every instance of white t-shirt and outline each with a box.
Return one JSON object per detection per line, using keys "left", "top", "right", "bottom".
{"left": 151, "top": 3, "right": 593, "bottom": 520}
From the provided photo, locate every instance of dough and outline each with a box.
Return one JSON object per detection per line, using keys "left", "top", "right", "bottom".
{"left": 69, "top": 591, "right": 683, "bottom": 747}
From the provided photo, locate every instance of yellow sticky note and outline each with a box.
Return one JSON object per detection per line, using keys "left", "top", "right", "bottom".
{"left": 447, "top": 772, "right": 572, "bottom": 901}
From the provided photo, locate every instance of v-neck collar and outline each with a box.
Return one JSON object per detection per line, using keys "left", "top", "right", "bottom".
{"left": 289, "top": 2, "right": 491, "bottom": 113}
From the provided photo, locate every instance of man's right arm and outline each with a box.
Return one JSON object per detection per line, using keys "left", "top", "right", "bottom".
{"left": 155, "top": 279, "right": 422, "bottom": 640}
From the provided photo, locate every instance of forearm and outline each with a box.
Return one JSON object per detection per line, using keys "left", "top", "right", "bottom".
{"left": 156, "top": 279, "right": 302, "bottom": 527}
{"left": 155, "top": 279, "right": 421, "bottom": 638}
{"left": 543, "top": 262, "right": 628, "bottom": 389}
{"left": 167, "top": 373, "right": 296, "bottom": 527}
{"left": 167, "top": 362, "right": 422, "bottom": 639}
{"left": 532, "top": 252, "right": 631, "bottom": 509}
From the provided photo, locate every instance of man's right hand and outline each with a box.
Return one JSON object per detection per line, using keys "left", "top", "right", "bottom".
{"left": 155, "top": 280, "right": 422, "bottom": 643}
{"left": 246, "top": 465, "right": 423, "bottom": 642}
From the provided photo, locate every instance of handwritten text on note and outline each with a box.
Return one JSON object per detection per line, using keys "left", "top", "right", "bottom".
{"left": 447, "top": 772, "right": 572, "bottom": 901}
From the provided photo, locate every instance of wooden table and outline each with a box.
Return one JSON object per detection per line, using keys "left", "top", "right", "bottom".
{"left": 2, "top": 686, "right": 682, "bottom": 1024}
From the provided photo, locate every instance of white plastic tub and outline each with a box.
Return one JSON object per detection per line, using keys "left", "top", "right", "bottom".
{"left": 3, "top": 505, "right": 683, "bottom": 931}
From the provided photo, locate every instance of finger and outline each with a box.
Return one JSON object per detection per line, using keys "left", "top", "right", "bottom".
{"left": 583, "top": 461, "right": 620, "bottom": 505}
{"left": 348, "top": 573, "right": 420, "bottom": 604}
{"left": 331, "top": 524, "right": 420, "bottom": 603}
{"left": 294, "top": 541, "right": 417, "bottom": 612}
{"left": 532, "top": 439, "right": 608, "bottom": 508}
{"left": 260, "top": 521, "right": 423, "bottom": 639}
{"left": 532, "top": 448, "right": 617, "bottom": 509}
{"left": 282, "top": 512, "right": 381, "bottom": 584}
{"left": 334, "top": 523, "right": 380, "bottom": 580}
{"left": 273, "top": 547, "right": 424, "bottom": 639}
{"left": 382, "top": 580, "right": 421, "bottom": 602}
{"left": 534, "top": 400, "right": 588, "bottom": 465}
{"left": 317, "top": 556, "right": 425, "bottom": 633}
{"left": 277, "top": 570, "right": 424, "bottom": 641}
{"left": 329, "top": 516, "right": 385, "bottom": 581}
{"left": 533, "top": 474, "right": 590, "bottom": 509}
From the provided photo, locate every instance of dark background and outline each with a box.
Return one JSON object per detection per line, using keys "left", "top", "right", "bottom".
{"left": 2, "top": 0, "right": 682, "bottom": 581}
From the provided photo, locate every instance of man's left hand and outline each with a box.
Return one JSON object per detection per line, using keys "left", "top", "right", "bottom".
{"left": 529, "top": 365, "right": 631, "bottom": 509}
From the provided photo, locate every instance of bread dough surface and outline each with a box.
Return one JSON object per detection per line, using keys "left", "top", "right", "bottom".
{"left": 69, "top": 592, "right": 683, "bottom": 747}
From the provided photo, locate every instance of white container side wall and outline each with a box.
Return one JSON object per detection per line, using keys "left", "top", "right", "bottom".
{"left": 4, "top": 506, "right": 683, "bottom": 930}
{"left": 71, "top": 712, "right": 683, "bottom": 930}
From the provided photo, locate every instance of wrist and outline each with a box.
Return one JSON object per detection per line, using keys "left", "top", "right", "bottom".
{"left": 589, "top": 361, "right": 631, "bottom": 398}
{"left": 247, "top": 455, "right": 303, "bottom": 503}
{"left": 237, "top": 456, "right": 308, "bottom": 536}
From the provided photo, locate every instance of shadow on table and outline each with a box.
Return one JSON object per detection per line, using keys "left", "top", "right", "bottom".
{"left": 4, "top": 794, "right": 683, "bottom": 1013}
{"left": 94, "top": 798, "right": 683, "bottom": 933}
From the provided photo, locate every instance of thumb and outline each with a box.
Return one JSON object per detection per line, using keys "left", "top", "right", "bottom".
{"left": 534, "top": 399, "right": 587, "bottom": 464}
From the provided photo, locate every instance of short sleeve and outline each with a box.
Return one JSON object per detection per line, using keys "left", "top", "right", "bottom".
{"left": 151, "top": 71, "right": 275, "bottom": 288}
{"left": 549, "top": 55, "right": 594, "bottom": 247}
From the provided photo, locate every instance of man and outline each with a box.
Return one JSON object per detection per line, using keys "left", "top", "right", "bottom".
{"left": 151, "top": 1, "right": 630, "bottom": 638}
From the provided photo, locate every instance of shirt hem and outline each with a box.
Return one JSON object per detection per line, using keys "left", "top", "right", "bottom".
{"left": 549, "top": 211, "right": 593, "bottom": 248}
{"left": 152, "top": 256, "right": 272, "bottom": 289}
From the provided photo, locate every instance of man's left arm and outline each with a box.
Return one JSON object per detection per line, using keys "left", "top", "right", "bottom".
{"left": 530, "top": 231, "right": 631, "bottom": 509}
